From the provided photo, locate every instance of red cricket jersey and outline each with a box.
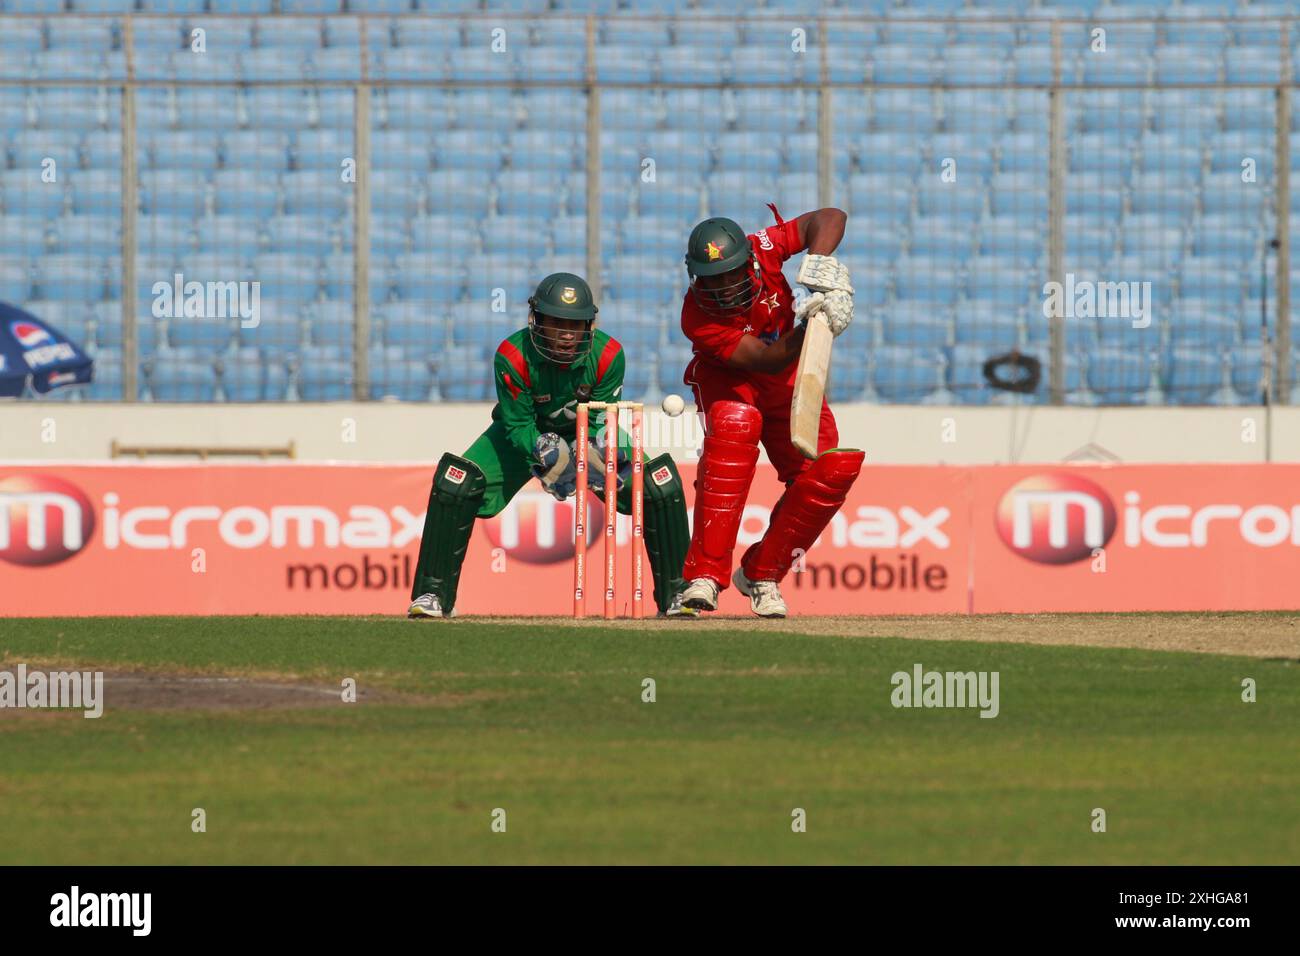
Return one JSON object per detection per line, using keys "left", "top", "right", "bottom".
{"left": 680, "top": 204, "right": 805, "bottom": 375}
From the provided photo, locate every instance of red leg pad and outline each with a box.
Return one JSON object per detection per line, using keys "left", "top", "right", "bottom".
{"left": 682, "top": 401, "right": 763, "bottom": 587}
{"left": 741, "top": 449, "right": 865, "bottom": 583}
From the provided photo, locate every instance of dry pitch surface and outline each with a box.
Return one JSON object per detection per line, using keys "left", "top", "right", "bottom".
{"left": 463, "top": 611, "right": 1300, "bottom": 660}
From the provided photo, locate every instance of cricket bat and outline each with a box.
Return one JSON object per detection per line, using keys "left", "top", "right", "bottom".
{"left": 790, "top": 308, "right": 833, "bottom": 459}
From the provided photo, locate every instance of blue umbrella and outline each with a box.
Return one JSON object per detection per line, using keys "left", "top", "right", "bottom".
{"left": 0, "top": 301, "right": 94, "bottom": 397}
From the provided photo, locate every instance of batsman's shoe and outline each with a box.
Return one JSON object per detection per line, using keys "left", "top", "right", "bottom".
{"left": 407, "top": 593, "right": 448, "bottom": 619}
{"left": 678, "top": 576, "right": 720, "bottom": 612}
{"left": 732, "top": 568, "right": 788, "bottom": 619}
{"left": 662, "top": 591, "right": 701, "bottom": 619}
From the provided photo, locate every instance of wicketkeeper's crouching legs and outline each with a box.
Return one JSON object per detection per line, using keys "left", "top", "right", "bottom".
{"left": 638, "top": 453, "right": 691, "bottom": 615}
{"left": 409, "top": 453, "right": 486, "bottom": 617}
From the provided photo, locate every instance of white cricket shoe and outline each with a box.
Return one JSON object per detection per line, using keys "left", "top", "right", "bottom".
{"left": 678, "top": 577, "right": 720, "bottom": 612}
{"left": 407, "top": 593, "right": 447, "bottom": 619}
{"left": 732, "top": 568, "right": 788, "bottom": 619}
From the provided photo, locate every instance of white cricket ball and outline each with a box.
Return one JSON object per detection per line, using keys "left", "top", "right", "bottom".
{"left": 661, "top": 393, "right": 686, "bottom": 417}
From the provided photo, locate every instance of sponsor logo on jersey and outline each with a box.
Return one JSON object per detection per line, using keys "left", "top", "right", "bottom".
{"left": 651, "top": 465, "right": 672, "bottom": 486}
{"left": 760, "top": 291, "right": 780, "bottom": 313}
{"left": 756, "top": 228, "right": 773, "bottom": 250}
{"left": 445, "top": 465, "right": 467, "bottom": 485}
{"left": 706, "top": 241, "right": 723, "bottom": 261}
{"left": 533, "top": 393, "right": 551, "bottom": 404}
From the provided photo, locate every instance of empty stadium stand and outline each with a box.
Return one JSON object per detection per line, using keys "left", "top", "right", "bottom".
{"left": 0, "top": 0, "right": 1294, "bottom": 405}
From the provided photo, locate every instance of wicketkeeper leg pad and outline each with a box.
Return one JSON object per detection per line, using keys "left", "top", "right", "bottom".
{"left": 740, "top": 448, "right": 865, "bottom": 583}
{"left": 641, "top": 453, "right": 691, "bottom": 614}
{"left": 410, "top": 453, "right": 486, "bottom": 613}
{"left": 682, "top": 400, "right": 763, "bottom": 587}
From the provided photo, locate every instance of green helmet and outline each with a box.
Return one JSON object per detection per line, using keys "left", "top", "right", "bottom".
{"left": 684, "top": 217, "right": 758, "bottom": 317}
{"left": 685, "top": 217, "right": 752, "bottom": 277}
{"left": 527, "top": 272, "right": 598, "bottom": 365}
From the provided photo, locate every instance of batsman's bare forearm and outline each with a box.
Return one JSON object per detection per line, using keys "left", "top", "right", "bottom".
{"left": 796, "top": 208, "right": 848, "bottom": 255}
{"left": 725, "top": 323, "right": 807, "bottom": 374}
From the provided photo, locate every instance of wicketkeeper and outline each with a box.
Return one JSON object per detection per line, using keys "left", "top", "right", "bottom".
{"left": 408, "top": 272, "right": 694, "bottom": 619}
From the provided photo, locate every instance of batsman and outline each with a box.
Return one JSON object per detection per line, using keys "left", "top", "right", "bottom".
{"left": 407, "top": 272, "right": 693, "bottom": 619}
{"left": 676, "top": 205, "right": 863, "bottom": 618}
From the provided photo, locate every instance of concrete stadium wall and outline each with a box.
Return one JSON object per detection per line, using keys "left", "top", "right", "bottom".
{"left": 3, "top": 402, "right": 1299, "bottom": 464}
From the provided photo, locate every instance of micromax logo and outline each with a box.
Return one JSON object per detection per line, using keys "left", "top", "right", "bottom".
{"left": 995, "top": 474, "right": 1117, "bottom": 564}
{"left": 482, "top": 491, "right": 605, "bottom": 565}
{"left": 0, "top": 475, "right": 96, "bottom": 566}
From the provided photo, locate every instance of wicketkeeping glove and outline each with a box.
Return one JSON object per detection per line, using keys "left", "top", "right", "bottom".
{"left": 530, "top": 432, "right": 576, "bottom": 500}
{"left": 576, "top": 426, "right": 632, "bottom": 496}
{"left": 795, "top": 254, "right": 855, "bottom": 337}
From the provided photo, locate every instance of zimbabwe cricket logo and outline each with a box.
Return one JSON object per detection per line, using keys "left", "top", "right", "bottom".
{"left": 706, "top": 241, "right": 723, "bottom": 261}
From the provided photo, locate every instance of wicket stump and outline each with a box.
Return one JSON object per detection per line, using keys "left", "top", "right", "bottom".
{"left": 574, "top": 401, "right": 644, "bottom": 619}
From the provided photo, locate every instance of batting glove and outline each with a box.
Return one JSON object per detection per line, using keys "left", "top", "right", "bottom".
{"left": 795, "top": 253, "right": 854, "bottom": 295}
{"left": 794, "top": 290, "right": 854, "bottom": 338}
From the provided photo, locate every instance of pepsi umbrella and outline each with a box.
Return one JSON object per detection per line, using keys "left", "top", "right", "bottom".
{"left": 0, "top": 301, "right": 94, "bottom": 397}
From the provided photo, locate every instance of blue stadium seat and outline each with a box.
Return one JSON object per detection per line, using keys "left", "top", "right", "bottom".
{"left": 1164, "top": 347, "right": 1227, "bottom": 405}
{"left": 1087, "top": 346, "right": 1153, "bottom": 404}
{"left": 1225, "top": 48, "right": 1282, "bottom": 85}
{"left": 942, "top": 46, "right": 1010, "bottom": 84}
{"left": 437, "top": 345, "right": 493, "bottom": 401}
{"left": 0, "top": 216, "right": 53, "bottom": 257}
{"left": 64, "top": 169, "right": 121, "bottom": 215}
{"left": 240, "top": 88, "right": 311, "bottom": 129}
{"left": 212, "top": 170, "right": 277, "bottom": 218}
{"left": 847, "top": 173, "right": 911, "bottom": 219}
{"left": 390, "top": 254, "right": 468, "bottom": 302}
{"left": 915, "top": 178, "right": 986, "bottom": 219}
{"left": 303, "top": 301, "right": 354, "bottom": 347}
{"left": 265, "top": 215, "right": 344, "bottom": 257}
{"left": 871, "top": 346, "right": 946, "bottom": 403}
{"left": 222, "top": 130, "right": 292, "bottom": 170}
{"left": 893, "top": 256, "right": 962, "bottom": 305}
{"left": 9, "top": 129, "right": 82, "bottom": 168}
{"left": 371, "top": 358, "right": 436, "bottom": 401}
{"left": 620, "top": 218, "right": 686, "bottom": 256}
{"left": 295, "top": 128, "right": 352, "bottom": 165}
{"left": 297, "top": 357, "right": 353, "bottom": 401}
{"left": 168, "top": 316, "right": 236, "bottom": 353}
{"left": 282, "top": 170, "right": 352, "bottom": 218}
{"left": 54, "top": 214, "right": 120, "bottom": 256}
{"left": 1230, "top": 344, "right": 1266, "bottom": 399}
{"left": 149, "top": 357, "right": 219, "bottom": 402}
{"left": 880, "top": 307, "right": 953, "bottom": 349}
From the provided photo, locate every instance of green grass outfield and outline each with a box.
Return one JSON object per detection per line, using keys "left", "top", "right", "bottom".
{"left": 0, "top": 615, "right": 1297, "bottom": 865}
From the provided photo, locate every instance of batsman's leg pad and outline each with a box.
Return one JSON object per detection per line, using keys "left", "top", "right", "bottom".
{"left": 682, "top": 400, "right": 763, "bottom": 587}
{"left": 410, "top": 453, "right": 487, "bottom": 613}
{"left": 641, "top": 453, "right": 691, "bottom": 614}
{"left": 741, "top": 448, "right": 865, "bottom": 583}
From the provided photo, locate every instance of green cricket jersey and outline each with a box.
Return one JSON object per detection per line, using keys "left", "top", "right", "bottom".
{"left": 491, "top": 327, "right": 626, "bottom": 461}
